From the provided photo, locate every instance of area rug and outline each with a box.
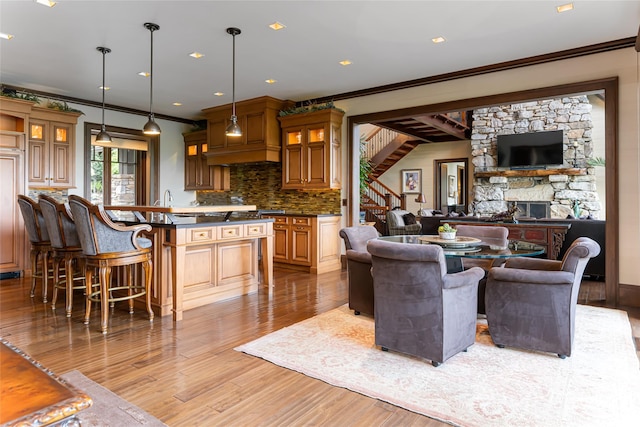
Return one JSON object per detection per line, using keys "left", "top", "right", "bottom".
{"left": 235, "top": 304, "right": 640, "bottom": 426}
{"left": 60, "top": 370, "right": 166, "bottom": 426}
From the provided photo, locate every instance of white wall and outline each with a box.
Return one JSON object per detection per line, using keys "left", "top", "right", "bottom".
{"left": 336, "top": 47, "right": 640, "bottom": 287}
{"left": 65, "top": 102, "right": 194, "bottom": 206}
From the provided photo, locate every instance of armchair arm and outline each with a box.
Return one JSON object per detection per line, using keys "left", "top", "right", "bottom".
{"left": 346, "top": 249, "right": 372, "bottom": 264}
{"left": 97, "top": 205, "right": 152, "bottom": 234}
{"left": 504, "top": 257, "right": 562, "bottom": 271}
{"left": 443, "top": 266, "right": 485, "bottom": 289}
{"left": 489, "top": 267, "right": 574, "bottom": 285}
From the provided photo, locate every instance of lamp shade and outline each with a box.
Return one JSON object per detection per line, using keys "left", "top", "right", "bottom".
{"left": 143, "top": 114, "right": 161, "bottom": 135}
{"left": 415, "top": 194, "right": 427, "bottom": 204}
{"left": 96, "top": 128, "right": 112, "bottom": 144}
{"left": 225, "top": 115, "right": 242, "bottom": 137}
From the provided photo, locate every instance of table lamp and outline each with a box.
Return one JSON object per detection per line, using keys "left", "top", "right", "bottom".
{"left": 415, "top": 193, "right": 427, "bottom": 215}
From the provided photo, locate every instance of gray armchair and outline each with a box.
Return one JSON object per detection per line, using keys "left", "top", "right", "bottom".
{"left": 455, "top": 224, "right": 509, "bottom": 313}
{"left": 485, "top": 237, "right": 601, "bottom": 358}
{"left": 386, "top": 209, "right": 422, "bottom": 235}
{"left": 367, "top": 239, "right": 485, "bottom": 366}
{"left": 339, "top": 225, "right": 379, "bottom": 316}
{"left": 68, "top": 195, "right": 154, "bottom": 334}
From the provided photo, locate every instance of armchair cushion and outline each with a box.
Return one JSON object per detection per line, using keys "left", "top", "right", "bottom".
{"left": 339, "top": 226, "right": 379, "bottom": 316}
{"left": 402, "top": 213, "right": 417, "bottom": 225}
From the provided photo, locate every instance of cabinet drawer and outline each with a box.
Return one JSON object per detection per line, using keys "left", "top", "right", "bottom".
{"left": 271, "top": 216, "right": 289, "bottom": 225}
{"left": 292, "top": 217, "right": 311, "bottom": 226}
{"left": 218, "top": 224, "right": 244, "bottom": 240}
{"left": 245, "top": 223, "right": 267, "bottom": 237}
{"left": 187, "top": 227, "right": 215, "bottom": 243}
{"left": 273, "top": 223, "right": 288, "bottom": 231}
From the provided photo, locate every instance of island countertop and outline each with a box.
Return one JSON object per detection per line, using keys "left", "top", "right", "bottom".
{"left": 104, "top": 204, "right": 256, "bottom": 214}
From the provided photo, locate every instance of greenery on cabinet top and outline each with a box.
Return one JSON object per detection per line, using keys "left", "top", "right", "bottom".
{"left": 1, "top": 85, "right": 84, "bottom": 114}
{"left": 279, "top": 101, "right": 344, "bottom": 117}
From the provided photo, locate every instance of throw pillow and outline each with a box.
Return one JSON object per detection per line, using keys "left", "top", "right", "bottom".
{"left": 402, "top": 213, "right": 417, "bottom": 225}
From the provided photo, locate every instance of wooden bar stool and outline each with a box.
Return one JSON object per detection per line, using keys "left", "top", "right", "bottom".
{"left": 68, "top": 195, "right": 154, "bottom": 334}
{"left": 17, "top": 195, "right": 53, "bottom": 303}
{"left": 38, "top": 195, "right": 86, "bottom": 317}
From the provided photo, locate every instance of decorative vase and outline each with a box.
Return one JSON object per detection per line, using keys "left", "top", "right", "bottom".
{"left": 439, "top": 231, "right": 457, "bottom": 240}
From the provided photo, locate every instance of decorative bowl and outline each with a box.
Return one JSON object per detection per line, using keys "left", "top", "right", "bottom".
{"left": 439, "top": 231, "right": 457, "bottom": 240}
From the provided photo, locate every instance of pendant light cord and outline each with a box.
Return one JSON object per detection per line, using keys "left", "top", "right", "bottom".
{"left": 149, "top": 26, "right": 154, "bottom": 116}
{"left": 231, "top": 32, "right": 236, "bottom": 117}
{"left": 101, "top": 49, "right": 106, "bottom": 129}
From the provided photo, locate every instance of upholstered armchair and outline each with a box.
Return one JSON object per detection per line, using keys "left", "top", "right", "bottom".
{"left": 17, "top": 195, "right": 52, "bottom": 302}
{"left": 485, "top": 237, "right": 601, "bottom": 358}
{"left": 367, "top": 239, "right": 485, "bottom": 366}
{"left": 38, "top": 195, "right": 86, "bottom": 317}
{"left": 386, "top": 209, "right": 421, "bottom": 235}
{"left": 455, "top": 224, "right": 509, "bottom": 313}
{"left": 339, "top": 225, "right": 379, "bottom": 316}
{"left": 68, "top": 195, "right": 154, "bottom": 334}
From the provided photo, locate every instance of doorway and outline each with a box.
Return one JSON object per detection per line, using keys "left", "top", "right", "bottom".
{"left": 434, "top": 158, "right": 467, "bottom": 213}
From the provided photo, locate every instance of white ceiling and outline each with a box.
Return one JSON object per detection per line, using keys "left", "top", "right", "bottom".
{"left": 1, "top": 1, "right": 638, "bottom": 120}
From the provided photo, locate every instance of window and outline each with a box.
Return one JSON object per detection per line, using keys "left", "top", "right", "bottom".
{"left": 84, "top": 123, "right": 158, "bottom": 206}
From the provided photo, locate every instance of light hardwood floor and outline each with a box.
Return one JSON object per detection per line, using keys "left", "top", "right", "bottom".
{"left": 0, "top": 270, "right": 638, "bottom": 426}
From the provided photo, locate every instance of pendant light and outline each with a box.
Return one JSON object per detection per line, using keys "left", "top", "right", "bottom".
{"left": 96, "top": 46, "right": 112, "bottom": 144}
{"left": 225, "top": 27, "right": 242, "bottom": 137}
{"left": 143, "top": 22, "right": 161, "bottom": 135}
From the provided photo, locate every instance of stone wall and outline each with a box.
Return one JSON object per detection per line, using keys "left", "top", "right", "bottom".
{"left": 197, "top": 162, "right": 341, "bottom": 214}
{"left": 471, "top": 96, "right": 601, "bottom": 219}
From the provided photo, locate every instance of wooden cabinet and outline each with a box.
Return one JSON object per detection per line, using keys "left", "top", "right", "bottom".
{"left": 183, "top": 130, "right": 230, "bottom": 190}
{"left": 279, "top": 108, "right": 344, "bottom": 190}
{"left": 27, "top": 108, "right": 80, "bottom": 189}
{"left": 0, "top": 97, "right": 30, "bottom": 275}
{"left": 264, "top": 214, "right": 341, "bottom": 274}
{"left": 202, "top": 96, "right": 293, "bottom": 165}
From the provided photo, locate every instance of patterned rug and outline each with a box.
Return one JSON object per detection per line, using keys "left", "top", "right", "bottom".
{"left": 235, "top": 304, "right": 640, "bottom": 426}
{"left": 60, "top": 371, "right": 166, "bottom": 426}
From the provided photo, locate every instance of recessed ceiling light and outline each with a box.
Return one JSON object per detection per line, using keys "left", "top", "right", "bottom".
{"left": 432, "top": 36, "right": 446, "bottom": 44}
{"left": 214, "top": 92, "right": 224, "bottom": 96}
{"left": 172, "top": 102, "right": 182, "bottom": 106}
{"left": 35, "top": 0, "right": 56, "bottom": 7}
{"left": 556, "top": 3, "right": 573, "bottom": 13}
{"left": 138, "top": 71, "right": 150, "bottom": 77}
{"left": 265, "top": 79, "right": 277, "bottom": 84}
{"left": 99, "top": 86, "right": 110, "bottom": 91}
{"left": 0, "top": 32, "right": 14, "bottom": 40}
{"left": 339, "top": 60, "right": 352, "bottom": 66}
{"left": 269, "top": 22, "right": 286, "bottom": 31}
{"left": 189, "top": 52, "right": 204, "bottom": 59}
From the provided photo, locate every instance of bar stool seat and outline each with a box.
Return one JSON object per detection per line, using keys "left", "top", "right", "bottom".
{"left": 17, "top": 195, "right": 53, "bottom": 303}
{"left": 38, "top": 195, "right": 86, "bottom": 317}
{"left": 68, "top": 195, "right": 154, "bottom": 334}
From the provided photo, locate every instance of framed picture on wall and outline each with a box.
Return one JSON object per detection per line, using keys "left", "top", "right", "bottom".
{"left": 401, "top": 169, "right": 421, "bottom": 194}
{"left": 448, "top": 175, "right": 456, "bottom": 197}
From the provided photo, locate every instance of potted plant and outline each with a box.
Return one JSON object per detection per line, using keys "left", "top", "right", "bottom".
{"left": 438, "top": 223, "right": 457, "bottom": 240}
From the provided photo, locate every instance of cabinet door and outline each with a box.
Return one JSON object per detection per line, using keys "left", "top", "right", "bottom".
{"left": 0, "top": 147, "right": 25, "bottom": 274}
{"left": 282, "top": 128, "right": 304, "bottom": 189}
{"left": 184, "top": 141, "right": 199, "bottom": 190}
{"left": 272, "top": 224, "right": 289, "bottom": 262}
{"left": 28, "top": 120, "right": 48, "bottom": 187}
{"left": 49, "top": 122, "right": 73, "bottom": 187}
{"left": 290, "top": 218, "right": 312, "bottom": 265}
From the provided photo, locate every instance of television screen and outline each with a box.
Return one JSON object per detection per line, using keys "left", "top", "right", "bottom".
{"left": 497, "top": 130, "right": 564, "bottom": 168}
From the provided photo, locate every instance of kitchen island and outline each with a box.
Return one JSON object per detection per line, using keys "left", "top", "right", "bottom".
{"left": 105, "top": 205, "right": 272, "bottom": 321}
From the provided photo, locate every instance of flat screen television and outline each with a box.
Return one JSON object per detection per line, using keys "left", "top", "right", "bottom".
{"left": 497, "top": 130, "right": 564, "bottom": 168}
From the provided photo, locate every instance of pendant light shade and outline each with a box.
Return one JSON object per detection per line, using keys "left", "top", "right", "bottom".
{"left": 143, "top": 22, "right": 161, "bottom": 135}
{"left": 96, "top": 46, "right": 112, "bottom": 144}
{"left": 225, "top": 27, "right": 242, "bottom": 137}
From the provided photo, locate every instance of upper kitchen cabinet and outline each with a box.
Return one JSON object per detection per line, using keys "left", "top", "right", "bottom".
{"left": 183, "top": 129, "right": 230, "bottom": 191}
{"left": 202, "top": 96, "right": 293, "bottom": 165}
{"left": 278, "top": 108, "right": 344, "bottom": 190}
{"left": 28, "top": 107, "right": 80, "bottom": 189}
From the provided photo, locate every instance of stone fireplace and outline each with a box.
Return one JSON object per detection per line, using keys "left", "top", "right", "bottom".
{"left": 470, "top": 96, "right": 601, "bottom": 219}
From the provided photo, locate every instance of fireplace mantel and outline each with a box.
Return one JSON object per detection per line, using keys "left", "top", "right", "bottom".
{"left": 475, "top": 168, "right": 586, "bottom": 178}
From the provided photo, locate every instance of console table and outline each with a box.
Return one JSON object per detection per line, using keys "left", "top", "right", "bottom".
{"left": 0, "top": 339, "right": 92, "bottom": 426}
{"left": 438, "top": 219, "right": 570, "bottom": 260}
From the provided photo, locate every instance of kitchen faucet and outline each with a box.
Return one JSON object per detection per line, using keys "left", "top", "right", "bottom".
{"left": 164, "top": 189, "right": 173, "bottom": 207}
